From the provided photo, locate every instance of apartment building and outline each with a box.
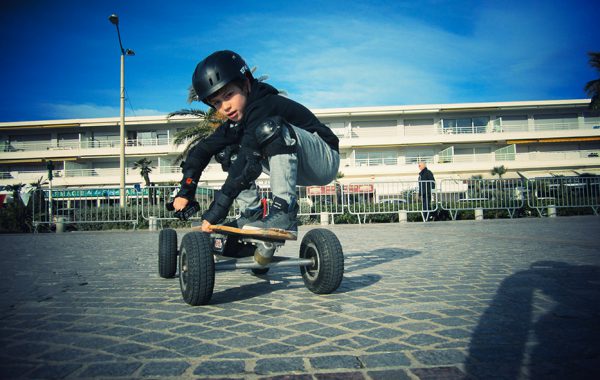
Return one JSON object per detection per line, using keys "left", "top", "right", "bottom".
{"left": 1, "top": 99, "right": 599, "bottom": 191}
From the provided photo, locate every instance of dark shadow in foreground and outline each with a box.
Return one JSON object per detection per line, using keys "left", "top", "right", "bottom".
{"left": 465, "top": 261, "right": 600, "bottom": 380}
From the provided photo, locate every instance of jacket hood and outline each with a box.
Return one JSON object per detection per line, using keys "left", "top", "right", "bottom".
{"left": 247, "top": 80, "right": 280, "bottom": 104}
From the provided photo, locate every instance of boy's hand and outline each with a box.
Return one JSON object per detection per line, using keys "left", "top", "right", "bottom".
{"left": 201, "top": 220, "right": 213, "bottom": 233}
{"left": 173, "top": 197, "right": 189, "bottom": 211}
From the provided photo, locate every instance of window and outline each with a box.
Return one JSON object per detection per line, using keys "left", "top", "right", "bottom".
{"left": 324, "top": 122, "right": 346, "bottom": 138}
{"left": 495, "top": 145, "right": 516, "bottom": 161}
{"left": 499, "top": 115, "right": 528, "bottom": 132}
{"left": 404, "top": 118, "right": 434, "bottom": 136}
{"left": 454, "top": 146, "right": 492, "bottom": 163}
{"left": 352, "top": 119, "right": 397, "bottom": 138}
{"left": 355, "top": 150, "right": 397, "bottom": 166}
{"left": 533, "top": 113, "right": 578, "bottom": 131}
{"left": 58, "top": 133, "right": 79, "bottom": 148}
{"left": 442, "top": 117, "right": 489, "bottom": 134}
{"left": 404, "top": 150, "right": 434, "bottom": 164}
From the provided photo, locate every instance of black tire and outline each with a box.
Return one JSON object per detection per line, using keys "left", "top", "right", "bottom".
{"left": 252, "top": 267, "right": 270, "bottom": 275}
{"left": 158, "top": 229, "right": 178, "bottom": 279}
{"left": 300, "top": 228, "right": 344, "bottom": 294}
{"left": 179, "top": 232, "right": 215, "bottom": 305}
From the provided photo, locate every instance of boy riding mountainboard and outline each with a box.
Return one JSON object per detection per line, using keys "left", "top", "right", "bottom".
{"left": 159, "top": 50, "right": 344, "bottom": 305}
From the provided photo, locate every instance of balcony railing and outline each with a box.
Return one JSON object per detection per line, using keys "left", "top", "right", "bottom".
{"left": 2, "top": 137, "right": 178, "bottom": 153}
{"left": 343, "top": 150, "right": 600, "bottom": 167}
{"left": 0, "top": 163, "right": 227, "bottom": 181}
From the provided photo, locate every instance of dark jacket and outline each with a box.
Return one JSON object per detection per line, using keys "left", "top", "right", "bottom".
{"left": 185, "top": 80, "right": 339, "bottom": 204}
{"left": 418, "top": 167, "right": 436, "bottom": 195}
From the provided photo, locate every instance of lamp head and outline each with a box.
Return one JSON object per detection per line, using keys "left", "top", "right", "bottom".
{"left": 108, "top": 14, "right": 119, "bottom": 25}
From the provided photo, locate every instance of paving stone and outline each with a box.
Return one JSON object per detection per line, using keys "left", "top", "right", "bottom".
{"left": 411, "top": 366, "right": 467, "bottom": 380}
{"left": 28, "top": 363, "right": 81, "bottom": 379}
{"left": 140, "top": 361, "right": 190, "bottom": 376}
{"left": 367, "top": 369, "right": 412, "bottom": 380}
{"left": 194, "top": 360, "right": 245, "bottom": 377}
{"left": 254, "top": 357, "right": 305, "bottom": 375}
{"left": 314, "top": 372, "right": 366, "bottom": 379}
{"left": 413, "top": 349, "right": 467, "bottom": 365}
{"left": 79, "top": 362, "right": 142, "bottom": 377}
{"left": 360, "top": 352, "right": 411, "bottom": 367}
{"left": 309, "top": 355, "right": 362, "bottom": 370}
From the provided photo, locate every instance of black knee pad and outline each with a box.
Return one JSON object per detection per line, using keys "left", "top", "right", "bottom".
{"left": 255, "top": 116, "right": 297, "bottom": 157}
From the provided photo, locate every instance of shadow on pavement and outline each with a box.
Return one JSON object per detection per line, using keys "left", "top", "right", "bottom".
{"left": 209, "top": 248, "right": 420, "bottom": 303}
{"left": 344, "top": 248, "right": 421, "bottom": 273}
{"left": 465, "top": 261, "right": 600, "bottom": 379}
{"left": 210, "top": 277, "right": 296, "bottom": 304}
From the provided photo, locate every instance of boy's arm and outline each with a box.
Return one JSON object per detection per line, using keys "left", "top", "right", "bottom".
{"left": 200, "top": 145, "right": 263, "bottom": 224}
{"left": 174, "top": 124, "right": 234, "bottom": 202}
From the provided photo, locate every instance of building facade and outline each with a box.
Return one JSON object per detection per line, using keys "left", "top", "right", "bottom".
{"left": 1, "top": 99, "right": 599, "bottom": 190}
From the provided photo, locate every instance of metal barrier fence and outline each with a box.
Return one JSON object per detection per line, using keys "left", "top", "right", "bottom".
{"left": 27, "top": 176, "right": 600, "bottom": 230}
{"left": 526, "top": 176, "right": 600, "bottom": 216}
{"left": 438, "top": 178, "right": 526, "bottom": 219}
{"left": 138, "top": 183, "right": 345, "bottom": 224}
{"left": 31, "top": 188, "right": 141, "bottom": 231}
{"left": 345, "top": 181, "right": 437, "bottom": 223}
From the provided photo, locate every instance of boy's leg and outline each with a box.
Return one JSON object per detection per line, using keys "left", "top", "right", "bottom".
{"left": 266, "top": 125, "right": 340, "bottom": 202}
{"left": 223, "top": 184, "right": 263, "bottom": 228}
{"left": 244, "top": 124, "right": 339, "bottom": 233}
{"left": 235, "top": 184, "right": 262, "bottom": 211}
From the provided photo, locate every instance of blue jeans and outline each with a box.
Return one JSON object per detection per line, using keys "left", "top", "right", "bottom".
{"left": 236, "top": 125, "right": 340, "bottom": 211}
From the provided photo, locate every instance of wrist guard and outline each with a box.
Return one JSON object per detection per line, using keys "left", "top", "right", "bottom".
{"left": 201, "top": 192, "right": 234, "bottom": 225}
{"left": 176, "top": 156, "right": 204, "bottom": 200}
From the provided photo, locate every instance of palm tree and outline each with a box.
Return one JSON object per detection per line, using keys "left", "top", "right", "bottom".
{"left": 491, "top": 165, "right": 507, "bottom": 179}
{"left": 584, "top": 52, "right": 600, "bottom": 110}
{"left": 132, "top": 158, "right": 155, "bottom": 187}
{"left": 132, "top": 158, "right": 156, "bottom": 204}
{"left": 168, "top": 103, "right": 227, "bottom": 164}
{"left": 5, "top": 183, "right": 25, "bottom": 205}
{"left": 28, "top": 176, "right": 48, "bottom": 215}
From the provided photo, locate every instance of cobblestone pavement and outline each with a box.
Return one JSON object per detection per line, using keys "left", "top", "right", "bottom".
{"left": 1, "top": 216, "right": 599, "bottom": 380}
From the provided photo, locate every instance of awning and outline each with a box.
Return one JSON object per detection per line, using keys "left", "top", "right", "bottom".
{"left": 518, "top": 170, "right": 579, "bottom": 179}
{"left": 507, "top": 136, "right": 600, "bottom": 144}
{"left": 574, "top": 168, "right": 600, "bottom": 176}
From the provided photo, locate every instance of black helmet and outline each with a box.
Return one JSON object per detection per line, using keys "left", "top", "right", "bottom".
{"left": 192, "top": 50, "right": 252, "bottom": 105}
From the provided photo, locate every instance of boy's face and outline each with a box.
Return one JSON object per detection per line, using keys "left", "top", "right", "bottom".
{"left": 207, "top": 81, "right": 248, "bottom": 122}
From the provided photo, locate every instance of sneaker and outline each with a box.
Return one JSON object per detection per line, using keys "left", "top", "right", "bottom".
{"left": 224, "top": 207, "right": 263, "bottom": 229}
{"left": 243, "top": 196, "right": 298, "bottom": 235}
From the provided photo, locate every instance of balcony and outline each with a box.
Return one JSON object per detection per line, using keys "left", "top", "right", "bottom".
{"left": 335, "top": 120, "right": 600, "bottom": 140}
{"left": 1, "top": 137, "right": 185, "bottom": 157}
{"left": 342, "top": 150, "right": 600, "bottom": 168}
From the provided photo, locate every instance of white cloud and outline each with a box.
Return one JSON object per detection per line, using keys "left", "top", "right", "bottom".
{"left": 43, "top": 102, "right": 166, "bottom": 119}
{"left": 210, "top": 6, "right": 578, "bottom": 107}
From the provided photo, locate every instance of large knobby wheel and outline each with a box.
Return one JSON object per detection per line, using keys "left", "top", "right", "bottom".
{"left": 300, "top": 228, "right": 344, "bottom": 294}
{"left": 179, "top": 232, "right": 215, "bottom": 306}
{"left": 158, "top": 229, "right": 178, "bottom": 279}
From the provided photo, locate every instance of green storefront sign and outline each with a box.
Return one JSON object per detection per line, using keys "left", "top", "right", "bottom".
{"left": 49, "top": 187, "right": 214, "bottom": 199}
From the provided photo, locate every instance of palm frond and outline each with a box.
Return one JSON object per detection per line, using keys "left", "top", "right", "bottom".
{"left": 584, "top": 79, "right": 600, "bottom": 95}
{"left": 187, "top": 85, "right": 199, "bottom": 104}
{"left": 167, "top": 108, "right": 207, "bottom": 118}
{"left": 172, "top": 124, "right": 214, "bottom": 146}
{"left": 588, "top": 52, "right": 600, "bottom": 71}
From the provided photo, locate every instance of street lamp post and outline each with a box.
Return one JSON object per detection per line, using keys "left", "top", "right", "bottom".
{"left": 108, "top": 14, "right": 135, "bottom": 207}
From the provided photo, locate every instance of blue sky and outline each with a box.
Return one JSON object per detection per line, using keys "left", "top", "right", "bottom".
{"left": 1, "top": 0, "right": 598, "bottom": 122}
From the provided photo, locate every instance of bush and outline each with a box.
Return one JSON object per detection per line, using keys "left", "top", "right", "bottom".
{"left": 0, "top": 202, "right": 30, "bottom": 233}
